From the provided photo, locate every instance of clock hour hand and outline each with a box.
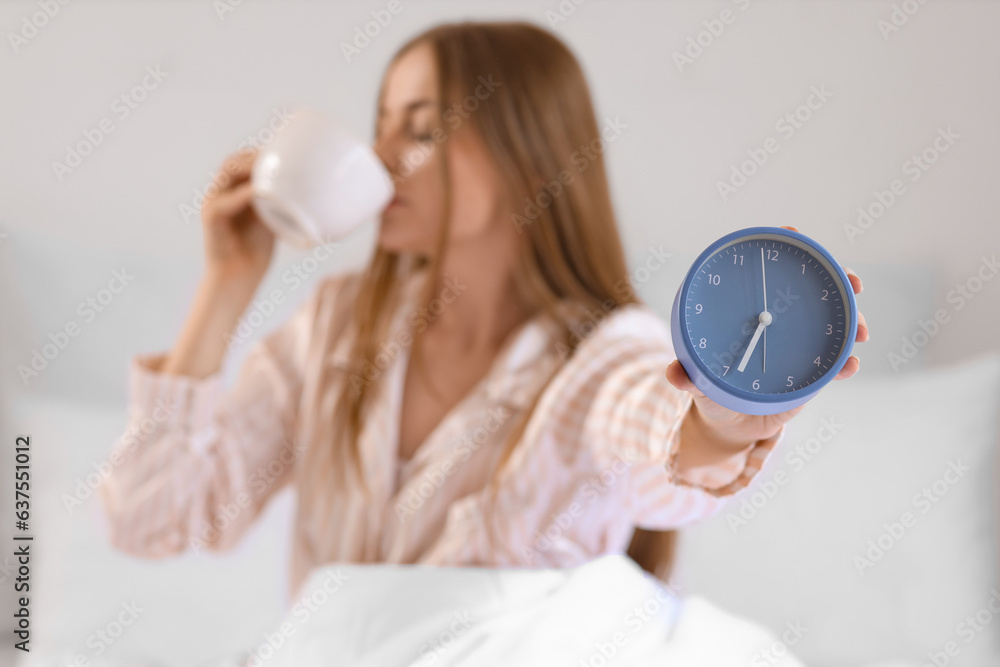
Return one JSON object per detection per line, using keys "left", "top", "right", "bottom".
{"left": 737, "top": 311, "right": 773, "bottom": 373}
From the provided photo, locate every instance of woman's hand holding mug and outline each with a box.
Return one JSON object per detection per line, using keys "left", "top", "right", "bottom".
{"left": 160, "top": 109, "right": 394, "bottom": 379}
{"left": 201, "top": 148, "right": 276, "bottom": 291}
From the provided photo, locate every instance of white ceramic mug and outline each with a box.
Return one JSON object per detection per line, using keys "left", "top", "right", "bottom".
{"left": 251, "top": 108, "right": 394, "bottom": 248}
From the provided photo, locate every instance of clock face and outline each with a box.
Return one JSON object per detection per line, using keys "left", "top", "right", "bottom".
{"left": 681, "top": 233, "right": 852, "bottom": 397}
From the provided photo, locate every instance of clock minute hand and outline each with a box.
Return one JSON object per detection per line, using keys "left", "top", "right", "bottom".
{"left": 738, "top": 311, "right": 773, "bottom": 374}
{"left": 761, "top": 247, "right": 768, "bottom": 312}
{"left": 761, "top": 247, "right": 768, "bottom": 374}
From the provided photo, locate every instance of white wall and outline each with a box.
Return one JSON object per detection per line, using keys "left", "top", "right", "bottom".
{"left": 1, "top": 0, "right": 998, "bottom": 406}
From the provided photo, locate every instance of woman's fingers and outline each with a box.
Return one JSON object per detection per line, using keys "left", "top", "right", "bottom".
{"left": 844, "top": 267, "right": 864, "bottom": 296}
{"left": 834, "top": 355, "right": 860, "bottom": 381}
{"left": 855, "top": 310, "right": 869, "bottom": 343}
{"left": 211, "top": 148, "right": 258, "bottom": 193}
{"left": 841, "top": 267, "right": 869, "bottom": 343}
{"left": 207, "top": 180, "right": 255, "bottom": 223}
{"left": 839, "top": 266, "right": 866, "bottom": 377}
{"left": 203, "top": 148, "right": 257, "bottom": 212}
{"left": 665, "top": 360, "right": 705, "bottom": 398}
{"left": 225, "top": 147, "right": 257, "bottom": 179}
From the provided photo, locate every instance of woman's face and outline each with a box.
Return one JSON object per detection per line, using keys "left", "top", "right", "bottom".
{"left": 374, "top": 42, "right": 507, "bottom": 255}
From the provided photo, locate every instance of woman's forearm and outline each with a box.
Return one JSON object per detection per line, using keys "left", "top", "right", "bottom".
{"left": 673, "top": 402, "right": 760, "bottom": 475}
{"left": 160, "top": 271, "right": 259, "bottom": 378}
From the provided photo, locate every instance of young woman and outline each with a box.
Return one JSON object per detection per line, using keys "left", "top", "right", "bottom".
{"left": 99, "top": 21, "right": 867, "bottom": 601}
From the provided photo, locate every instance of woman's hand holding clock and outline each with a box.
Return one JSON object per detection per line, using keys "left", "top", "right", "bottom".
{"left": 664, "top": 226, "right": 870, "bottom": 466}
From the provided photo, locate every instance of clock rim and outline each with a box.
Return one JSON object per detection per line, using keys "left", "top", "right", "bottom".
{"left": 670, "top": 226, "right": 858, "bottom": 415}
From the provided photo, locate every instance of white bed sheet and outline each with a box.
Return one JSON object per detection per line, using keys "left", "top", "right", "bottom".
{"left": 230, "top": 555, "right": 807, "bottom": 667}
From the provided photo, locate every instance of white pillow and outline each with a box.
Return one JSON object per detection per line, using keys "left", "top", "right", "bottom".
{"left": 675, "top": 354, "right": 1000, "bottom": 666}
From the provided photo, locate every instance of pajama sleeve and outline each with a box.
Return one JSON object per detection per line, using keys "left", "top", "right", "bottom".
{"left": 98, "top": 274, "right": 347, "bottom": 556}
{"left": 570, "top": 307, "right": 784, "bottom": 530}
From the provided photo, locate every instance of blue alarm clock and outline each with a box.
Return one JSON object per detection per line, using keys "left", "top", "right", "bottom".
{"left": 670, "top": 227, "right": 858, "bottom": 415}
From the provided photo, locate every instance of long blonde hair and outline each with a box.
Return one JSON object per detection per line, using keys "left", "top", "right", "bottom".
{"left": 296, "top": 21, "right": 676, "bottom": 581}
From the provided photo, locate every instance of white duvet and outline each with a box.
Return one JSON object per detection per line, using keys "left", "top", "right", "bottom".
{"left": 240, "top": 555, "right": 807, "bottom": 667}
